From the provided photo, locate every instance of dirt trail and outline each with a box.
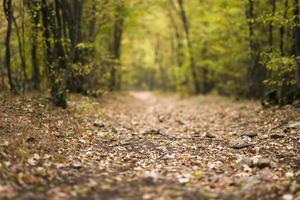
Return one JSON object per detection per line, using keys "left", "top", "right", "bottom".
{"left": 0, "top": 92, "right": 299, "bottom": 200}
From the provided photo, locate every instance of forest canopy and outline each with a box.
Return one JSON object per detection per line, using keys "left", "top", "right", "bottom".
{"left": 0, "top": 0, "right": 300, "bottom": 107}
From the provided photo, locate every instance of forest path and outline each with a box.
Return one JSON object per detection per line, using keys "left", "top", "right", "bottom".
{"left": 0, "top": 92, "right": 299, "bottom": 199}
{"left": 69, "top": 92, "right": 299, "bottom": 199}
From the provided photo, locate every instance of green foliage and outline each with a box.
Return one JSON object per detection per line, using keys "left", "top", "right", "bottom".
{"left": 263, "top": 53, "right": 297, "bottom": 90}
{"left": 0, "top": 0, "right": 299, "bottom": 106}
{"left": 121, "top": 0, "right": 249, "bottom": 96}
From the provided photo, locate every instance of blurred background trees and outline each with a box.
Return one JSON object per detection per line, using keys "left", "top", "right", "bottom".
{"left": 0, "top": 0, "right": 299, "bottom": 107}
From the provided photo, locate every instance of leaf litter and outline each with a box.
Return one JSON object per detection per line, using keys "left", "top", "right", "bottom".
{"left": 0, "top": 92, "right": 299, "bottom": 199}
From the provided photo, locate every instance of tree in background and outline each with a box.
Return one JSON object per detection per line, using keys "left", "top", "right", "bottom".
{"left": 109, "top": 0, "right": 125, "bottom": 91}
{"left": 27, "top": 0, "right": 41, "bottom": 91}
{"left": 261, "top": 0, "right": 300, "bottom": 105}
{"left": 176, "top": 0, "right": 200, "bottom": 94}
{"left": 3, "top": 0, "right": 14, "bottom": 92}
{"left": 245, "top": 0, "right": 266, "bottom": 98}
{"left": 0, "top": 0, "right": 129, "bottom": 107}
{"left": 1, "top": 0, "right": 300, "bottom": 107}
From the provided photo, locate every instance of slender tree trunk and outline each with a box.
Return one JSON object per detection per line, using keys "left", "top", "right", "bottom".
{"left": 177, "top": 0, "right": 201, "bottom": 94}
{"left": 52, "top": 0, "right": 67, "bottom": 107}
{"left": 60, "top": 0, "right": 84, "bottom": 62}
{"left": 294, "top": 0, "right": 300, "bottom": 88}
{"left": 0, "top": 56, "right": 4, "bottom": 88}
{"left": 41, "top": 0, "right": 67, "bottom": 108}
{"left": 110, "top": 1, "right": 125, "bottom": 91}
{"left": 246, "top": 0, "right": 266, "bottom": 98}
{"left": 28, "top": 0, "right": 41, "bottom": 90}
{"left": 269, "top": 0, "right": 276, "bottom": 52}
{"left": 154, "top": 36, "right": 165, "bottom": 90}
{"left": 21, "top": 0, "right": 27, "bottom": 90}
{"left": 62, "top": 0, "right": 88, "bottom": 93}
{"left": 166, "top": 2, "right": 186, "bottom": 92}
{"left": 280, "top": 0, "right": 289, "bottom": 55}
{"left": 3, "top": 0, "right": 15, "bottom": 91}
{"left": 247, "top": 0, "right": 255, "bottom": 53}
{"left": 12, "top": 14, "right": 27, "bottom": 91}
{"left": 246, "top": 0, "right": 255, "bottom": 84}
{"left": 201, "top": 46, "right": 211, "bottom": 94}
{"left": 166, "top": 2, "right": 184, "bottom": 68}
{"left": 88, "top": 0, "right": 97, "bottom": 42}
{"left": 41, "top": 0, "right": 54, "bottom": 78}
{"left": 276, "top": 0, "right": 289, "bottom": 105}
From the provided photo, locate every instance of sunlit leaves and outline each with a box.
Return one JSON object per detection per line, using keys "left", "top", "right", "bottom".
{"left": 262, "top": 52, "right": 297, "bottom": 90}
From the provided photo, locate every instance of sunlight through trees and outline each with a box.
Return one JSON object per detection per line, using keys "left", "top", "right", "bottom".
{"left": 0, "top": 0, "right": 300, "bottom": 106}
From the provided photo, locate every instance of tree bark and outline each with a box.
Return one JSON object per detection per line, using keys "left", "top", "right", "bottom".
{"left": 269, "top": 0, "right": 276, "bottom": 52}
{"left": 177, "top": 0, "right": 201, "bottom": 94}
{"left": 280, "top": 0, "right": 289, "bottom": 55}
{"left": 41, "top": 0, "right": 67, "bottom": 108}
{"left": 12, "top": 12, "right": 27, "bottom": 91}
{"left": 110, "top": 1, "right": 125, "bottom": 91}
{"left": 167, "top": 1, "right": 184, "bottom": 69}
{"left": 246, "top": 0, "right": 266, "bottom": 98}
{"left": 294, "top": 0, "right": 300, "bottom": 88}
{"left": 3, "top": 0, "right": 15, "bottom": 91}
{"left": 28, "top": 0, "right": 41, "bottom": 90}
{"left": 61, "top": 0, "right": 89, "bottom": 93}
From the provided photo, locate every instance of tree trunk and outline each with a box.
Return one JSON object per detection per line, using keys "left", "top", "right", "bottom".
{"left": 28, "top": 0, "right": 41, "bottom": 90}
{"left": 280, "top": 0, "right": 289, "bottom": 55}
{"left": 3, "top": 0, "right": 15, "bottom": 92}
{"left": 177, "top": 0, "right": 201, "bottom": 94}
{"left": 166, "top": 1, "right": 186, "bottom": 92}
{"left": 110, "top": 1, "right": 125, "bottom": 91}
{"left": 12, "top": 13, "right": 27, "bottom": 91}
{"left": 269, "top": 0, "right": 276, "bottom": 52}
{"left": 294, "top": 0, "right": 300, "bottom": 89}
{"left": 246, "top": 0, "right": 266, "bottom": 98}
{"left": 41, "top": 0, "right": 67, "bottom": 108}
{"left": 61, "top": 0, "right": 88, "bottom": 93}
{"left": 88, "top": 0, "right": 97, "bottom": 42}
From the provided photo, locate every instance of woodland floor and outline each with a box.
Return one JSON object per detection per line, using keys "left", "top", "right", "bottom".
{"left": 0, "top": 92, "right": 300, "bottom": 200}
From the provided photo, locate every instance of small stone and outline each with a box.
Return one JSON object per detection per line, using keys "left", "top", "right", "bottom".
{"left": 285, "top": 171, "right": 294, "bottom": 178}
{"left": 176, "top": 119, "right": 185, "bottom": 125}
{"left": 205, "top": 132, "right": 216, "bottom": 138}
{"left": 236, "top": 157, "right": 252, "bottom": 166}
{"left": 241, "top": 131, "right": 257, "bottom": 138}
{"left": 93, "top": 120, "right": 105, "bottom": 128}
{"left": 131, "top": 120, "right": 138, "bottom": 126}
{"left": 72, "top": 162, "right": 82, "bottom": 169}
{"left": 178, "top": 175, "right": 190, "bottom": 184}
{"left": 282, "top": 194, "right": 293, "bottom": 200}
{"left": 242, "top": 164, "right": 252, "bottom": 172}
{"left": 229, "top": 138, "right": 252, "bottom": 149}
{"left": 241, "top": 136, "right": 252, "bottom": 143}
{"left": 158, "top": 115, "right": 164, "bottom": 123}
{"left": 252, "top": 157, "right": 271, "bottom": 169}
{"left": 286, "top": 121, "right": 300, "bottom": 129}
{"left": 27, "top": 154, "right": 40, "bottom": 166}
{"left": 1, "top": 141, "right": 9, "bottom": 147}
